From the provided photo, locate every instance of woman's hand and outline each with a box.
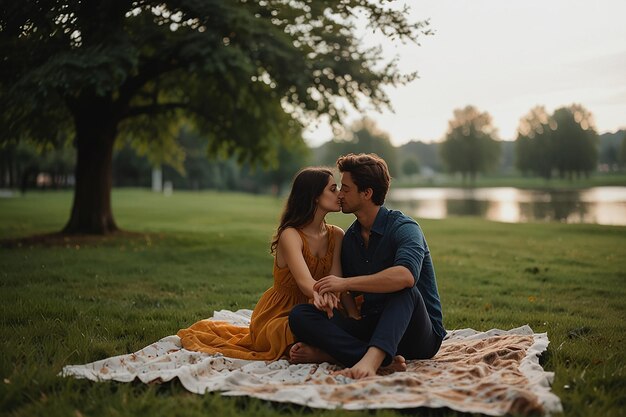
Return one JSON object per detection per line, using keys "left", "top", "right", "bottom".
{"left": 314, "top": 275, "right": 349, "bottom": 296}
{"left": 313, "top": 291, "right": 339, "bottom": 318}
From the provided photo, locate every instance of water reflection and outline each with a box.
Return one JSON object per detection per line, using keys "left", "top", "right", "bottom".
{"left": 387, "top": 187, "right": 626, "bottom": 225}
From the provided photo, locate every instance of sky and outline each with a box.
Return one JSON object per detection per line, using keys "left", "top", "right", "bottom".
{"left": 302, "top": 0, "right": 626, "bottom": 147}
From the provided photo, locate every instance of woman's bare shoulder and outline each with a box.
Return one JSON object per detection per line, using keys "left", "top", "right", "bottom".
{"left": 329, "top": 224, "right": 345, "bottom": 237}
{"left": 278, "top": 227, "right": 303, "bottom": 246}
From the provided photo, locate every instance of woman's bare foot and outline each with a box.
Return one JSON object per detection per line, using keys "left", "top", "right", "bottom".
{"left": 377, "top": 355, "right": 407, "bottom": 375}
{"left": 289, "top": 342, "right": 336, "bottom": 364}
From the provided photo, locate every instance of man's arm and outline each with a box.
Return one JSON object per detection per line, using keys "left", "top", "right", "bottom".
{"left": 314, "top": 265, "right": 414, "bottom": 295}
{"left": 315, "top": 220, "right": 426, "bottom": 295}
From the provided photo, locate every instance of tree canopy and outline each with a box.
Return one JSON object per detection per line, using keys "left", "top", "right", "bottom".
{"left": 552, "top": 105, "right": 598, "bottom": 178}
{"left": 440, "top": 105, "right": 500, "bottom": 181}
{"left": 1, "top": 0, "right": 428, "bottom": 233}
{"left": 515, "top": 104, "right": 598, "bottom": 179}
{"left": 318, "top": 118, "right": 398, "bottom": 175}
{"left": 401, "top": 157, "right": 420, "bottom": 177}
{"left": 515, "top": 106, "right": 555, "bottom": 178}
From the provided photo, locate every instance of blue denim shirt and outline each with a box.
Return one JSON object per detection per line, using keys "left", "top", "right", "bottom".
{"left": 341, "top": 206, "right": 446, "bottom": 338}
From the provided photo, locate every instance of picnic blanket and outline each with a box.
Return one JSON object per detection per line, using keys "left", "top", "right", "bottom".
{"left": 61, "top": 309, "right": 562, "bottom": 416}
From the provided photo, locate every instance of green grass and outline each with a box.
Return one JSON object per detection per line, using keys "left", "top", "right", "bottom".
{"left": 1, "top": 189, "right": 625, "bottom": 417}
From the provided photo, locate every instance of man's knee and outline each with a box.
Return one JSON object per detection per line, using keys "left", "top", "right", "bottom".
{"left": 390, "top": 285, "right": 419, "bottom": 302}
{"left": 289, "top": 303, "right": 315, "bottom": 335}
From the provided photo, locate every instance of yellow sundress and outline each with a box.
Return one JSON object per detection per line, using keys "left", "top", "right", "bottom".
{"left": 177, "top": 225, "right": 336, "bottom": 360}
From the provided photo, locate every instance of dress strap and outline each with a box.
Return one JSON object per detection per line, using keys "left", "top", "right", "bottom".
{"left": 294, "top": 228, "right": 310, "bottom": 254}
{"left": 325, "top": 224, "right": 336, "bottom": 257}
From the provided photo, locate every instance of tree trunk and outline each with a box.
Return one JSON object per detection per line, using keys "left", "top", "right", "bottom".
{"left": 63, "top": 103, "right": 119, "bottom": 234}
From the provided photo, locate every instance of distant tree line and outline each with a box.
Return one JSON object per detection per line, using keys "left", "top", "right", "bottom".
{"left": 314, "top": 103, "right": 623, "bottom": 184}
{"left": 0, "top": 142, "right": 75, "bottom": 191}
{"left": 1, "top": 104, "right": 624, "bottom": 193}
{"left": 0, "top": 126, "right": 309, "bottom": 195}
{"left": 434, "top": 103, "right": 611, "bottom": 182}
{"left": 313, "top": 118, "right": 398, "bottom": 175}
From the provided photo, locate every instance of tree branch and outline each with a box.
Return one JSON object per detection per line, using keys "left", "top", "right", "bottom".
{"left": 117, "top": 57, "right": 173, "bottom": 109}
{"left": 122, "top": 102, "right": 188, "bottom": 119}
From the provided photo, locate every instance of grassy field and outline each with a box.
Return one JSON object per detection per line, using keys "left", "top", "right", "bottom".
{"left": 1, "top": 189, "right": 625, "bottom": 417}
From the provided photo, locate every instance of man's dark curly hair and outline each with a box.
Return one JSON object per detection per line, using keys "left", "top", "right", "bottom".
{"left": 336, "top": 153, "right": 391, "bottom": 205}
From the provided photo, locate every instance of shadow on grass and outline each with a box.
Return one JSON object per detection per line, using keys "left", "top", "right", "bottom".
{"left": 0, "top": 230, "right": 163, "bottom": 249}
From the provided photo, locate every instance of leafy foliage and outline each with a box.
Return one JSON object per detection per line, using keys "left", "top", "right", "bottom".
{"left": 1, "top": 0, "right": 427, "bottom": 165}
{"left": 160, "top": 127, "right": 311, "bottom": 194}
{"left": 440, "top": 105, "right": 500, "bottom": 181}
{"left": 318, "top": 118, "right": 398, "bottom": 175}
{"left": 394, "top": 140, "right": 442, "bottom": 174}
{"left": 515, "top": 106, "right": 555, "bottom": 178}
{"left": 401, "top": 157, "right": 420, "bottom": 177}
{"left": 515, "top": 104, "right": 598, "bottom": 179}
{"left": 0, "top": 141, "right": 75, "bottom": 190}
{"left": 1, "top": 0, "right": 428, "bottom": 233}
{"left": 552, "top": 105, "right": 598, "bottom": 178}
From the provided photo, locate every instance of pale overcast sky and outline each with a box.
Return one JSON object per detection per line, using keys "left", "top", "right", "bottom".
{"left": 303, "top": 0, "right": 626, "bottom": 147}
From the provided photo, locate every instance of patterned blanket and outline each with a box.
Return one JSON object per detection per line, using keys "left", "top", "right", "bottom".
{"left": 61, "top": 309, "right": 562, "bottom": 416}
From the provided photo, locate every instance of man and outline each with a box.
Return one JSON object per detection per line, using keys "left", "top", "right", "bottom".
{"left": 288, "top": 153, "right": 445, "bottom": 379}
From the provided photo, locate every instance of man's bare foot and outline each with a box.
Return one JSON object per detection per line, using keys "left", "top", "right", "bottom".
{"left": 332, "top": 346, "right": 386, "bottom": 379}
{"left": 288, "top": 342, "right": 336, "bottom": 364}
{"left": 334, "top": 355, "right": 406, "bottom": 379}
{"left": 333, "top": 363, "right": 376, "bottom": 379}
{"left": 377, "top": 355, "right": 407, "bottom": 375}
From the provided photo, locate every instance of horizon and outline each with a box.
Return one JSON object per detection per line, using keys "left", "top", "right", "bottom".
{"left": 309, "top": 126, "right": 625, "bottom": 149}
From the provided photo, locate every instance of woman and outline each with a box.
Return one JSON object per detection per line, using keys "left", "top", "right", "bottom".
{"left": 177, "top": 167, "right": 357, "bottom": 361}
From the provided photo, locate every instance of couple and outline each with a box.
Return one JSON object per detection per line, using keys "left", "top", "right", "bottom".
{"left": 177, "top": 153, "right": 445, "bottom": 379}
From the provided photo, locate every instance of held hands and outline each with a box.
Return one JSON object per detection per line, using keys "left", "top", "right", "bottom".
{"left": 313, "top": 275, "right": 348, "bottom": 296}
{"left": 313, "top": 291, "right": 339, "bottom": 319}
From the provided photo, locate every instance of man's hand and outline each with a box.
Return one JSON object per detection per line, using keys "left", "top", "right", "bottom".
{"left": 314, "top": 275, "right": 349, "bottom": 296}
{"left": 313, "top": 291, "right": 339, "bottom": 318}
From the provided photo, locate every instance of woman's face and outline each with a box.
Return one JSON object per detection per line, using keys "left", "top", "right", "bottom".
{"left": 317, "top": 175, "right": 341, "bottom": 213}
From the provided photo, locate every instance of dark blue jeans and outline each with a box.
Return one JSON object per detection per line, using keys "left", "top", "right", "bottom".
{"left": 289, "top": 286, "right": 442, "bottom": 367}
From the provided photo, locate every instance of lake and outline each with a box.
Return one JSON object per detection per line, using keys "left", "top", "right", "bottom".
{"left": 387, "top": 186, "right": 626, "bottom": 225}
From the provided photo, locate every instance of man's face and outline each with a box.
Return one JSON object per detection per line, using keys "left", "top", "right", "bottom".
{"left": 338, "top": 172, "right": 362, "bottom": 214}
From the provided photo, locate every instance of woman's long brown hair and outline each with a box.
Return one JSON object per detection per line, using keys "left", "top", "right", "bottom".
{"left": 270, "top": 167, "right": 334, "bottom": 255}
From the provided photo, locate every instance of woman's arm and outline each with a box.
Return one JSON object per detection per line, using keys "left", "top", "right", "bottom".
{"left": 327, "top": 226, "right": 359, "bottom": 319}
{"left": 276, "top": 228, "right": 318, "bottom": 298}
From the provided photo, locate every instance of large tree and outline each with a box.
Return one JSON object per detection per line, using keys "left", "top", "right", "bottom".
{"left": 1, "top": 1, "right": 427, "bottom": 234}
{"left": 440, "top": 105, "right": 500, "bottom": 182}
{"left": 319, "top": 117, "right": 398, "bottom": 175}
{"left": 515, "top": 104, "right": 598, "bottom": 179}
{"left": 552, "top": 104, "right": 598, "bottom": 179}
{"left": 515, "top": 106, "right": 555, "bottom": 179}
